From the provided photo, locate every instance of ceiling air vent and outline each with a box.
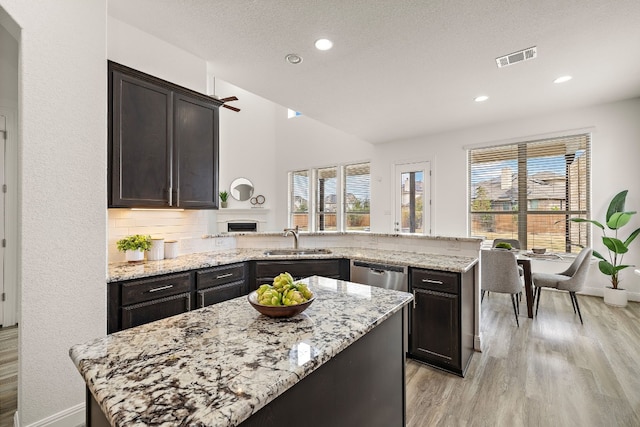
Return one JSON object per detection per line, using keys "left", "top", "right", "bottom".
{"left": 495, "top": 46, "right": 537, "bottom": 68}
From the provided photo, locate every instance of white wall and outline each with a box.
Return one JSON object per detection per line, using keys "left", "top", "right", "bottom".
{"left": 273, "top": 112, "right": 375, "bottom": 230}
{"left": 1, "top": 0, "right": 107, "bottom": 425}
{"left": 369, "top": 98, "right": 640, "bottom": 297}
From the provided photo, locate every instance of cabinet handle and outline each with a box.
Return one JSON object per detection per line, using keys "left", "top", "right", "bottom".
{"left": 413, "top": 289, "right": 416, "bottom": 309}
{"left": 216, "top": 273, "right": 234, "bottom": 279}
{"left": 422, "top": 279, "right": 444, "bottom": 285}
{"left": 148, "top": 284, "right": 174, "bottom": 293}
{"left": 168, "top": 187, "right": 173, "bottom": 206}
{"left": 176, "top": 187, "right": 180, "bottom": 206}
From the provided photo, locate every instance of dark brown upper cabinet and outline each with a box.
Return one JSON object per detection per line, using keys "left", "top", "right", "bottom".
{"left": 109, "top": 61, "right": 221, "bottom": 209}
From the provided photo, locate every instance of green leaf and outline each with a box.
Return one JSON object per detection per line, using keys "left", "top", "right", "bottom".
{"left": 606, "top": 190, "right": 628, "bottom": 222}
{"left": 613, "top": 264, "right": 632, "bottom": 273}
{"left": 624, "top": 227, "right": 640, "bottom": 247}
{"left": 598, "top": 260, "right": 615, "bottom": 276}
{"left": 607, "top": 212, "right": 635, "bottom": 229}
{"left": 592, "top": 250, "right": 606, "bottom": 261}
{"left": 603, "top": 237, "right": 628, "bottom": 254}
{"left": 570, "top": 218, "right": 604, "bottom": 230}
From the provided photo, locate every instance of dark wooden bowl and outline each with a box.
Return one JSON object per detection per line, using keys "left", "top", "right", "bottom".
{"left": 247, "top": 290, "right": 315, "bottom": 318}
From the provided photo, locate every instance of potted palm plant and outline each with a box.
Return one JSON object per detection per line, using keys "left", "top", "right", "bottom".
{"left": 571, "top": 190, "right": 640, "bottom": 306}
{"left": 220, "top": 191, "right": 229, "bottom": 208}
{"left": 117, "top": 234, "right": 152, "bottom": 263}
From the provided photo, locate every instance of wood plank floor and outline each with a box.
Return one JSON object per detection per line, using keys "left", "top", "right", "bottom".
{"left": 0, "top": 326, "right": 17, "bottom": 427}
{"left": 406, "top": 290, "right": 640, "bottom": 426}
{"left": 2, "top": 292, "right": 639, "bottom": 426}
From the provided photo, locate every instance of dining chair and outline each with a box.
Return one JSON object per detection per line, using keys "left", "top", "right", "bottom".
{"left": 492, "top": 238, "right": 521, "bottom": 249}
{"left": 532, "top": 247, "right": 593, "bottom": 324}
{"left": 481, "top": 249, "right": 524, "bottom": 326}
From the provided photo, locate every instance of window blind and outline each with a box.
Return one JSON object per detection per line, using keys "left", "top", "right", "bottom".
{"left": 290, "top": 170, "right": 309, "bottom": 231}
{"left": 469, "top": 133, "right": 591, "bottom": 252}
{"left": 344, "top": 163, "right": 371, "bottom": 231}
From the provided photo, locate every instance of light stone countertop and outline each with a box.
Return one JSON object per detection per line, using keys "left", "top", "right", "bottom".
{"left": 70, "top": 276, "right": 413, "bottom": 427}
{"left": 108, "top": 247, "right": 478, "bottom": 282}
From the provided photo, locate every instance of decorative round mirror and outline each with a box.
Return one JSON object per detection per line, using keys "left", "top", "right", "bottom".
{"left": 229, "top": 177, "right": 254, "bottom": 201}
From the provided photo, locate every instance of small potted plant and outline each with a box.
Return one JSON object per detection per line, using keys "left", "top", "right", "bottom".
{"left": 220, "top": 191, "right": 229, "bottom": 208}
{"left": 571, "top": 190, "right": 640, "bottom": 307}
{"left": 116, "top": 234, "right": 152, "bottom": 263}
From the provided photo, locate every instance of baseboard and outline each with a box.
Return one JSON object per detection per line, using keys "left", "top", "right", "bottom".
{"left": 19, "top": 402, "right": 85, "bottom": 427}
{"left": 474, "top": 334, "right": 482, "bottom": 352}
{"left": 581, "top": 286, "right": 640, "bottom": 302}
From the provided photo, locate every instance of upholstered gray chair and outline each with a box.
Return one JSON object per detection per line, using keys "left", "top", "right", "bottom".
{"left": 492, "top": 238, "right": 521, "bottom": 250}
{"left": 481, "top": 249, "right": 524, "bottom": 326}
{"left": 532, "top": 247, "right": 592, "bottom": 324}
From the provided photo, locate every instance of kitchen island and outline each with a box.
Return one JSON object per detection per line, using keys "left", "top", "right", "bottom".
{"left": 70, "top": 276, "right": 413, "bottom": 426}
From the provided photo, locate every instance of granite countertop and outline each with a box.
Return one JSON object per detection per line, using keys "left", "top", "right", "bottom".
{"left": 70, "top": 276, "right": 413, "bottom": 427}
{"left": 108, "top": 247, "right": 478, "bottom": 282}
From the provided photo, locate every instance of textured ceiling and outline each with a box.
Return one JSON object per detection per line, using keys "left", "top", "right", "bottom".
{"left": 108, "top": 0, "right": 640, "bottom": 144}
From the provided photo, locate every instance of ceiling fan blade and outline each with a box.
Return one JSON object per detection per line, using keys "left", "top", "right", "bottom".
{"left": 220, "top": 96, "right": 238, "bottom": 102}
{"left": 223, "top": 104, "right": 241, "bottom": 112}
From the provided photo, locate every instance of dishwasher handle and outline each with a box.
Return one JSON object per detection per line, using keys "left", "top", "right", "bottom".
{"left": 351, "top": 260, "right": 406, "bottom": 274}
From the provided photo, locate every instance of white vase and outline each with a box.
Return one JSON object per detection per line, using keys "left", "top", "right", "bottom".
{"left": 148, "top": 238, "right": 165, "bottom": 261}
{"left": 125, "top": 249, "right": 145, "bottom": 263}
{"left": 603, "top": 286, "right": 628, "bottom": 307}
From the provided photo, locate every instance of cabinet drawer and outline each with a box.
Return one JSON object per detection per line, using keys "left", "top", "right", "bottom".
{"left": 198, "top": 280, "right": 244, "bottom": 307}
{"left": 121, "top": 292, "right": 191, "bottom": 330}
{"left": 255, "top": 260, "right": 341, "bottom": 279}
{"left": 122, "top": 272, "right": 192, "bottom": 305}
{"left": 197, "top": 264, "right": 246, "bottom": 290}
{"left": 412, "top": 269, "right": 459, "bottom": 294}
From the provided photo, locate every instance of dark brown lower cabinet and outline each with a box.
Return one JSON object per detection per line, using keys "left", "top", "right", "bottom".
{"left": 196, "top": 263, "right": 248, "bottom": 308}
{"left": 108, "top": 263, "right": 249, "bottom": 333}
{"left": 408, "top": 267, "right": 475, "bottom": 377}
{"left": 252, "top": 259, "right": 349, "bottom": 290}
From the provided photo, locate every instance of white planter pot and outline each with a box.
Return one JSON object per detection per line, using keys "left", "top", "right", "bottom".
{"left": 125, "top": 249, "right": 145, "bottom": 263}
{"left": 603, "top": 287, "right": 628, "bottom": 307}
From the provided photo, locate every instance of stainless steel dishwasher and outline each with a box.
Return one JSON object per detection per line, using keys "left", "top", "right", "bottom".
{"left": 350, "top": 260, "right": 408, "bottom": 292}
{"left": 350, "top": 260, "right": 409, "bottom": 353}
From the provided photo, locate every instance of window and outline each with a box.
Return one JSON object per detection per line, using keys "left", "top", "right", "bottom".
{"left": 290, "top": 170, "right": 310, "bottom": 231}
{"left": 469, "top": 134, "right": 590, "bottom": 252}
{"left": 344, "top": 163, "right": 371, "bottom": 231}
{"left": 288, "top": 162, "right": 371, "bottom": 232}
{"left": 316, "top": 167, "right": 338, "bottom": 231}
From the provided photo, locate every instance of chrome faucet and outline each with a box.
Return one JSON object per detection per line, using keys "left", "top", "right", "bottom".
{"left": 283, "top": 226, "right": 299, "bottom": 249}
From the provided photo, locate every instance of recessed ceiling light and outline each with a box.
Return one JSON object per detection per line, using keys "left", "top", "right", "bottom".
{"left": 285, "top": 54, "right": 303, "bottom": 65}
{"left": 554, "top": 75, "right": 573, "bottom": 84}
{"left": 315, "top": 38, "right": 333, "bottom": 51}
{"left": 474, "top": 95, "right": 489, "bottom": 102}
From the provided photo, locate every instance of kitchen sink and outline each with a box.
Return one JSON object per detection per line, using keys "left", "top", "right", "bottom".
{"left": 264, "top": 248, "right": 332, "bottom": 256}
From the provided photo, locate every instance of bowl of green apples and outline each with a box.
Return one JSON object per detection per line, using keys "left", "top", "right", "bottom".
{"left": 248, "top": 272, "right": 315, "bottom": 318}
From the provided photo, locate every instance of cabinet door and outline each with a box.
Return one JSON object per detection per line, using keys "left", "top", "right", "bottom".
{"left": 174, "top": 93, "right": 219, "bottom": 208}
{"left": 121, "top": 292, "right": 191, "bottom": 330}
{"left": 198, "top": 280, "right": 244, "bottom": 308}
{"left": 110, "top": 69, "right": 172, "bottom": 207}
{"left": 410, "top": 287, "right": 459, "bottom": 368}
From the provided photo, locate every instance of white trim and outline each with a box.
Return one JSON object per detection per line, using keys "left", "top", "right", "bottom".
{"left": 462, "top": 126, "right": 596, "bottom": 150}
{"left": 18, "top": 402, "right": 84, "bottom": 427}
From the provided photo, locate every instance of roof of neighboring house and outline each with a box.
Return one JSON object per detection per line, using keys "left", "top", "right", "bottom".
{"left": 473, "top": 172, "right": 566, "bottom": 202}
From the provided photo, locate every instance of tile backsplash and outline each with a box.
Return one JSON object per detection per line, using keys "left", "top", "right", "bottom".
{"left": 108, "top": 209, "right": 230, "bottom": 263}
